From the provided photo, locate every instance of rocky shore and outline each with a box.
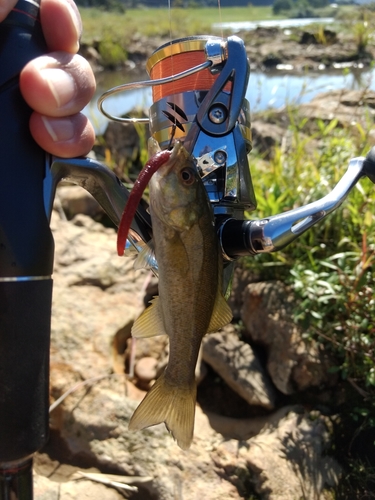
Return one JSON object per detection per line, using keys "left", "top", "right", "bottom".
{"left": 80, "top": 24, "right": 375, "bottom": 75}
{"left": 31, "top": 87, "right": 375, "bottom": 499}
{"left": 35, "top": 206, "right": 341, "bottom": 500}
{"left": 30, "top": 22, "right": 375, "bottom": 499}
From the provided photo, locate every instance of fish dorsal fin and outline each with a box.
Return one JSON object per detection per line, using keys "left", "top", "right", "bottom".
{"left": 207, "top": 291, "right": 233, "bottom": 334}
{"left": 133, "top": 240, "right": 157, "bottom": 270}
{"left": 132, "top": 296, "right": 166, "bottom": 338}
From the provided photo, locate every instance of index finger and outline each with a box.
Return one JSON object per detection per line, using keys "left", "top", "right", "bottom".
{"left": 40, "top": 0, "right": 82, "bottom": 53}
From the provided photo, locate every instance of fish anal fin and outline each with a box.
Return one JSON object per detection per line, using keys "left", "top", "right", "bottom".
{"left": 207, "top": 291, "right": 233, "bottom": 334}
{"left": 132, "top": 297, "right": 165, "bottom": 338}
{"left": 128, "top": 372, "right": 196, "bottom": 451}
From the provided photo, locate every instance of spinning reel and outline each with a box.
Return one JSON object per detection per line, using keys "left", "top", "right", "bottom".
{"left": 97, "top": 34, "right": 375, "bottom": 264}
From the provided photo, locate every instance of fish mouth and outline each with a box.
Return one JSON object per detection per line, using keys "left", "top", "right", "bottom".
{"left": 117, "top": 140, "right": 193, "bottom": 256}
{"left": 157, "top": 141, "right": 185, "bottom": 177}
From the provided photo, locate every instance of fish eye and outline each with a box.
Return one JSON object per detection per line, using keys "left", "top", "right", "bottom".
{"left": 180, "top": 168, "right": 195, "bottom": 186}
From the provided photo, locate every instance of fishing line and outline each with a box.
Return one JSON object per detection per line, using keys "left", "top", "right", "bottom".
{"left": 98, "top": 2, "right": 227, "bottom": 124}
{"left": 167, "top": 0, "right": 177, "bottom": 141}
{"left": 217, "top": 0, "right": 223, "bottom": 39}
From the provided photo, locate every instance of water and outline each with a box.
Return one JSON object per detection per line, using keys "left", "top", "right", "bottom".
{"left": 212, "top": 17, "right": 335, "bottom": 32}
{"left": 247, "top": 67, "right": 375, "bottom": 111}
{"left": 85, "top": 66, "right": 375, "bottom": 134}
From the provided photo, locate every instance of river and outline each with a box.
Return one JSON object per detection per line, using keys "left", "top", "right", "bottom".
{"left": 85, "top": 16, "right": 374, "bottom": 134}
{"left": 85, "top": 66, "right": 375, "bottom": 134}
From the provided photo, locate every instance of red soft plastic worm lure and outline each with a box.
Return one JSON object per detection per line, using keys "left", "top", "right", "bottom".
{"left": 117, "top": 149, "right": 172, "bottom": 256}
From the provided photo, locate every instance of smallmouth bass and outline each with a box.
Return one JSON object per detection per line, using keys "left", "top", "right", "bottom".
{"left": 118, "top": 141, "right": 232, "bottom": 450}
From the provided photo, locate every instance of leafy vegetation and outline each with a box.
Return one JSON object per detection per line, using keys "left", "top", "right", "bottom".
{"left": 243, "top": 107, "right": 375, "bottom": 498}
{"left": 246, "top": 112, "right": 375, "bottom": 389}
{"left": 273, "top": 0, "right": 332, "bottom": 17}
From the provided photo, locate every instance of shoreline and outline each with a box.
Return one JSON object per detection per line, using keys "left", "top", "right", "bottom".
{"left": 80, "top": 24, "right": 375, "bottom": 76}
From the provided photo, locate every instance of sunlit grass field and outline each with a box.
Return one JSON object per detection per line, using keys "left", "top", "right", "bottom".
{"left": 79, "top": 4, "right": 358, "bottom": 45}
{"left": 79, "top": 5, "right": 280, "bottom": 43}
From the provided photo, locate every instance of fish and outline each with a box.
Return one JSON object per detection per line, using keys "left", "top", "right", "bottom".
{"left": 118, "top": 140, "right": 232, "bottom": 450}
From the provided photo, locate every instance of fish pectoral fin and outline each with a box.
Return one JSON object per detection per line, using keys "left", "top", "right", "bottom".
{"left": 132, "top": 297, "right": 166, "bottom": 338}
{"left": 207, "top": 291, "right": 233, "bottom": 333}
{"left": 129, "top": 372, "right": 196, "bottom": 451}
{"left": 133, "top": 240, "right": 157, "bottom": 270}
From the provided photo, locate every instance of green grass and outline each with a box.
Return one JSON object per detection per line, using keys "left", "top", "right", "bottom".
{"left": 244, "top": 109, "right": 375, "bottom": 392}
{"left": 79, "top": 5, "right": 281, "bottom": 43}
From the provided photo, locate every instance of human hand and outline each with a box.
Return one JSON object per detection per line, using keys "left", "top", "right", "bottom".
{"left": 0, "top": 0, "right": 96, "bottom": 157}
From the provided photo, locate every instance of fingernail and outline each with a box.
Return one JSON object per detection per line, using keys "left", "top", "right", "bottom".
{"left": 41, "top": 68, "right": 77, "bottom": 108}
{"left": 66, "top": 0, "right": 82, "bottom": 49}
{"left": 42, "top": 116, "right": 75, "bottom": 143}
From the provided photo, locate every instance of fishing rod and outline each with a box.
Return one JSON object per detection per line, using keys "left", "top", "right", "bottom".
{"left": 1, "top": 2, "right": 375, "bottom": 498}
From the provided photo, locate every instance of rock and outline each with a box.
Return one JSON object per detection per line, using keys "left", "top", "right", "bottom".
{"left": 55, "top": 185, "right": 103, "bottom": 221}
{"left": 50, "top": 211, "right": 147, "bottom": 382}
{"left": 34, "top": 471, "right": 126, "bottom": 500}
{"left": 52, "top": 212, "right": 146, "bottom": 291}
{"left": 134, "top": 356, "right": 158, "bottom": 383}
{"left": 227, "top": 265, "right": 260, "bottom": 320}
{"left": 47, "top": 377, "right": 241, "bottom": 500}
{"left": 79, "top": 43, "right": 102, "bottom": 72}
{"left": 212, "top": 409, "right": 341, "bottom": 500}
{"left": 251, "top": 120, "right": 285, "bottom": 159}
{"left": 299, "top": 31, "right": 319, "bottom": 45}
{"left": 202, "top": 326, "right": 276, "bottom": 409}
{"left": 101, "top": 121, "right": 145, "bottom": 180}
{"left": 299, "top": 29, "right": 338, "bottom": 45}
{"left": 240, "top": 281, "right": 334, "bottom": 395}
{"left": 30, "top": 210, "right": 341, "bottom": 500}
{"left": 205, "top": 405, "right": 297, "bottom": 441}
{"left": 47, "top": 211, "right": 243, "bottom": 499}
{"left": 299, "top": 89, "right": 375, "bottom": 128}
{"left": 262, "top": 53, "right": 283, "bottom": 69}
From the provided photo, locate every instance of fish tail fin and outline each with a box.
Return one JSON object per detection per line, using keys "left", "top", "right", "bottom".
{"left": 128, "top": 372, "right": 196, "bottom": 450}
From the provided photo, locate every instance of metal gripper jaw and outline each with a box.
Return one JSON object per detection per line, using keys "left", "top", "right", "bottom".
{"left": 148, "top": 36, "right": 257, "bottom": 219}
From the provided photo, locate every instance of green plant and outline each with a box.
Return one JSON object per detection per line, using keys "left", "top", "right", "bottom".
{"left": 97, "top": 35, "right": 128, "bottom": 69}
{"left": 353, "top": 20, "right": 371, "bottom": 54}
{"left": 244, "top": 112, "right": 375, "bottom": 390}
{"left": 291, "top": 237, "right": 375, "bottom": 388}
{"left": 273, "top": 0, "right": 293, "bottom": 15}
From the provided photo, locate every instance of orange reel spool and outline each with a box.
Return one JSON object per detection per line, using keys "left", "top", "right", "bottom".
{"left": 146, "top": 36, "right": 228, "bottom": 102}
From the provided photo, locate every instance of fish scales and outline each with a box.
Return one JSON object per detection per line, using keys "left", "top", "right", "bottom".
{"left": 128, "top": 142, "right": 232, "bottom": 450}
{"left": 156, "top": 211, "right": 218, "bottom": 383}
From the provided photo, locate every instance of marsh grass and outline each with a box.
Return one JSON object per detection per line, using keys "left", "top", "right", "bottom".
{"left": 79, "top": 5, "right": 280, "bottom": 44}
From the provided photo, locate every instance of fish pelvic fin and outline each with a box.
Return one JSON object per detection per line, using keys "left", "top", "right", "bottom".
{"left": 132, "top": 297, "right": 165, "bottom": 338}
{"left": 128, "top": 372, "right": 196, "bottom": 450}
{"left": 207, "top": 290, "right": 233, "bottom": 334}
